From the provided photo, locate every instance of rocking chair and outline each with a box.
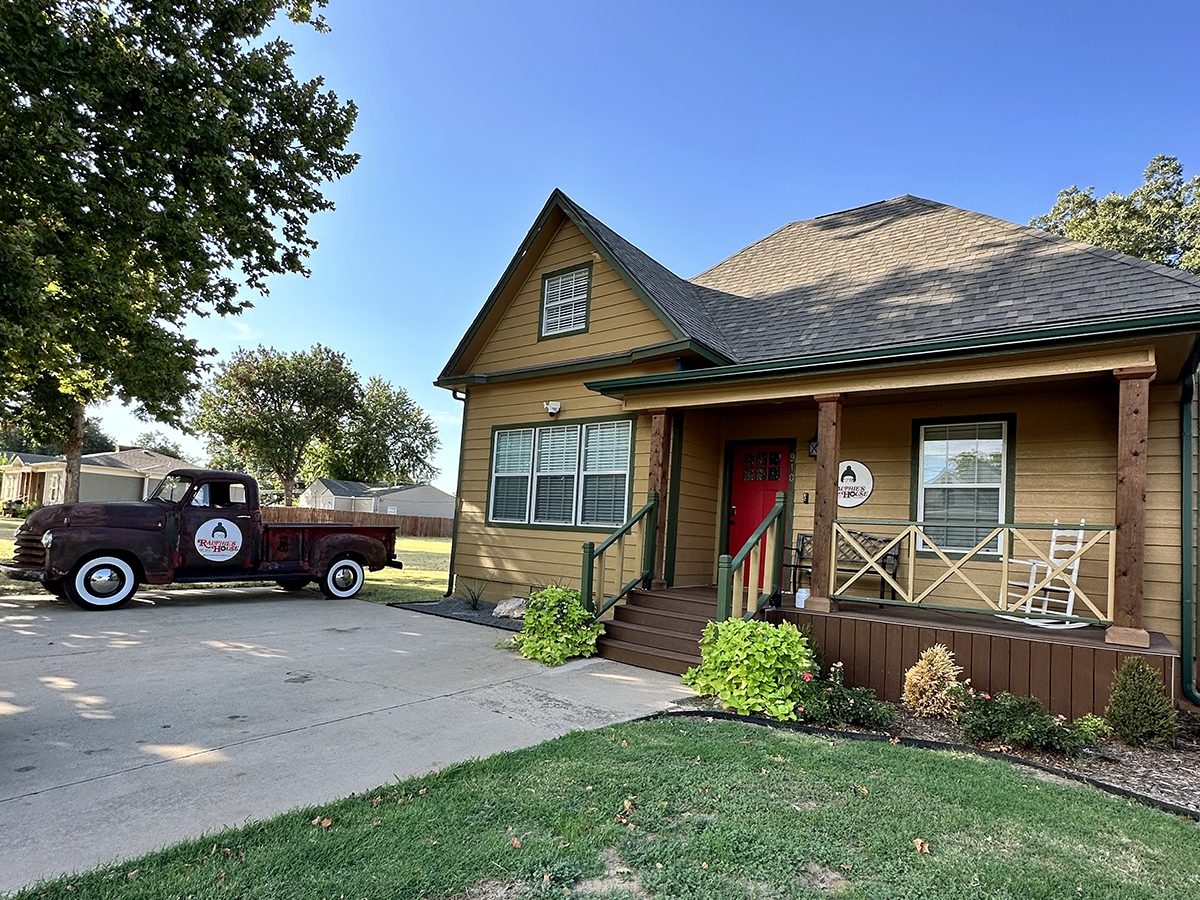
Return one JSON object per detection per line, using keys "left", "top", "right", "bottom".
{"left": 1000, "top": 519, "right": 1088, "bottom": 629}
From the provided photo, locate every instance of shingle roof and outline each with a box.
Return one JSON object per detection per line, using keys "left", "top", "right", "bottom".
{"left": 687, "top": 195, "right": 1200, "bottom": 364}
{"left": 313, "top": 477, "right": 387, "bottom": 498}
{"left": 5, "top": 452, "right": 59, "bottom": 465}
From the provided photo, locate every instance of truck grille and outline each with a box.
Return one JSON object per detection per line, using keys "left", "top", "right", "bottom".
{"left": 13, "top": 531, "right": 46, "bottom": 569}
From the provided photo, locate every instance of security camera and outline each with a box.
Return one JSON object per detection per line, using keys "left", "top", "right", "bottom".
{"left": 544, "top": 401, "right": 561, "bottom": 417}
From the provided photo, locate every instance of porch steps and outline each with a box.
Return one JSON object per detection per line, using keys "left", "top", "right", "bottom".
{"left": 597, "top": 587, "right": 717, "bottom": 675}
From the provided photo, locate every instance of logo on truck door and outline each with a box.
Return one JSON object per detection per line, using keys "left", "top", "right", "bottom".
{"left": 195, "top": 518, "right": 243, "bottom": 561}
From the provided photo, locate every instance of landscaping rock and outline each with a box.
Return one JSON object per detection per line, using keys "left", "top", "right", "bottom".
{"left": 493, "top": 597, "right": 527, "bottom": 619}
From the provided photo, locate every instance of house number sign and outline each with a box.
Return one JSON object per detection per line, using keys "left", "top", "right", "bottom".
{"left": 836, "top": 460, "right": 873, "bottom": 508}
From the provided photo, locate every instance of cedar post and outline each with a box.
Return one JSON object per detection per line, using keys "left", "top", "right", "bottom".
{"left": 808, "top": 393, "right": 843, "bottom": 612}
{"left": 647, "top": 409, "right": 673, "bottom": 590}
{"left": 1107, "top": 366, "right": 1155, "bottom": 648}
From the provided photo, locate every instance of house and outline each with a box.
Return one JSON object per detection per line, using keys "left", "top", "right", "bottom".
{"left": 436, "top": 189, "right": 1200, "bottom": 717}
{"left": 298, "top": 477, "right": 455, "bottom": 518}
{"left": 1, "top": 447, "right": 186, "bottom": 509}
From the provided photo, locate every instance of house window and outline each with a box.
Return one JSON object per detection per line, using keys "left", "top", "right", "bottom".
{"left": 916, "top": 420, "right": 1009, "bottom": 554}
{"left": 540, "top": 264, "right": 591, "bottom": 337}
{"left": 489, "top": 419, "right": 631, "bottom": 527}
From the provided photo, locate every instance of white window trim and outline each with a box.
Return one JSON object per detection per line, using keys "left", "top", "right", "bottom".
{"left": 540, "top": 265, "right": 590, "bottom": 337}
{"left": 488, "top": 420, "right": 631, "bottom": 528}
{"left": 916, "top": 420, "right": 1008, "bottom": 555}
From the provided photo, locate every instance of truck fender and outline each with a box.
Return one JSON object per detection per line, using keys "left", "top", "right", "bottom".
{"left": 310, "top": 533, "right": 388, "bottom": 576}
{"left": 47, "top": 526, "right": 174, "bottom": 583}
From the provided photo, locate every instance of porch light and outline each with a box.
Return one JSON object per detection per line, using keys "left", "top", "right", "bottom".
{"left": 807, "top": 433, "right": 819, "bottom": 458}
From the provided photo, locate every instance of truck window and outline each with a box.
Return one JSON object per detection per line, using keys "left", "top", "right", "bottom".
{"left": 150, "top": 475, "right": 193, "bottom": 503}
{"left": 191, "top": 481, "right": 247, "bottom": 508}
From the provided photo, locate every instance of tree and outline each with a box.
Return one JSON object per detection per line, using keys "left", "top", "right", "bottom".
{"left": 1030, "top": 155, "right": 1200, "bottom": 273}
{"left": 133, "top": 430, "right": 190, "bottom": 461}
{"left": 0, "top": 1, "right": 358, "bottom": 503}
{"left": 0, "top": 418, "right": 115, "bottom": 456}
{"left": 303, "top": 377, "right": 441, "bottom": 486}
{"left": 193, "top": 345, "right": 360, "bottom": 506}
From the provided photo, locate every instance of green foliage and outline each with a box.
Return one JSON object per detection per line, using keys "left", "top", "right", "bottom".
{"left": 902, "top": 643, "right": 964, "bottom": 719}
{"left": 798, "top": 677, "right": 896, "bottom": 729}
{"left": 0, "top": 1, "right": 358, "bottom": 496}
{"left": 959, "top": 691, "right": 1086, "bottom": 755}
{"left": 193, "top": 345, "right": 360, "bottom": 505}
{"left": 454, "top": 578, "right": 489, "bottom": 611}
{"left": 132, "top": 430, "right": 189, "bottom": 462}
{"left": 302, "top": 376, "right": 441, "bottom": 485}
{"left": 1031, "top": 155, "right": 1200, "bottom": 273}
{"left": 0, "top": 418, "right": 114, "bottom": 456}
{"left": 505, "top": 587, "right": 603, "bottom": 667}
{"left": 1105, "top": 657, "right": 1179, "bottom": 748}
{"left": 1072, "top": 713, "right": 1113, "bottom": 744}
{"left": 682, "top": 618, "right": 813, "bottom": 720}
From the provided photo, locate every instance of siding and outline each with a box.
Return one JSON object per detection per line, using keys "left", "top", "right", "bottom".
{"left": 80, "top": 472, "right": 145, "bottom": 502}
{"left": 467, "top": 219, "right": 676, "bottom": 374}
{"left": 670, "top": 410, "right": 722, "bottom": 585}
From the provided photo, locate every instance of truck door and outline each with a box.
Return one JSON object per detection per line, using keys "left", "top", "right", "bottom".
{"left": 178, "top": 479, "right": 258, "bottom": 573}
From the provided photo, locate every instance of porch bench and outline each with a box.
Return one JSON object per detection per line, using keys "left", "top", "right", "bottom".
{"left": 784, "top": 530, "right": 901, "bottom": 600}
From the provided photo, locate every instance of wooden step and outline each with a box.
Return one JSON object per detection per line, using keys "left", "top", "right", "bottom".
{"left": 626, "top": 589, "right": 718, "bottom": 616}
{"left": 613, "top": 603, "right": 712, "bottom": 635}
{"left": 596, "top": 637, "right": 699, "bottom": 676}
{"left": 602, "top": 619, "right": 704, "bottom": 657}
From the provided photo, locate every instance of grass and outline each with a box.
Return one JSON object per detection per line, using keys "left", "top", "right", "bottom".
{"left": 0, "top": 531, "right": 452, "bottom": 603}
{"left": 12, "top": 717, "right": 1200, "bottom": 899}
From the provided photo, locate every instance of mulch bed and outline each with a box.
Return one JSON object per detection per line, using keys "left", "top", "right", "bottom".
{"left": 388, "top": 596, "right": 523, "bottom": 632}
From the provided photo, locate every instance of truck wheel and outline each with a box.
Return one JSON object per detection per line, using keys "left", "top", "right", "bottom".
{"left": 65, "top": 555, "right": 138, "bottom": 610}
{"left": 320, "top": 557, "right": 364, "bottom": 599}
{"left": 276, "top": 578, "right": 310, "bottom": 591}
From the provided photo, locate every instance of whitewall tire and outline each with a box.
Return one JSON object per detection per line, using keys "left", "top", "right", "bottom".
{"left": 65, "top": 555, "right": 138, "bottom": 610}
{"left": 320, "top": 557, "right": 364, "bottom": 599}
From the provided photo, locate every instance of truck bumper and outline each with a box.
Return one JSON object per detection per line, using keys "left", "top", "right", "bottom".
{"left": 1, "top": 564, "right": 46, "bottom": 584}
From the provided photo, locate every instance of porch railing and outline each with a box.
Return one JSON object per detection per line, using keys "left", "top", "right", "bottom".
{"left": 717, "top": 490, "right": 787, "bottom": 621}
{"left": 830, "top": 518, "right": 1117, "bottom": 624}
{"left": 581, "top": 490, "right": 657, "bottom": 618}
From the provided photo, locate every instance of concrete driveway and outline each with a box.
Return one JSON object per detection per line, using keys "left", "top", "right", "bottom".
{"left": 0, "top": 587, "right": 690, "bottom": 894}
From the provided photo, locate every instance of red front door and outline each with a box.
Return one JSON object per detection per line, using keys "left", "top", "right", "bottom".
{"left": 728, "top": 444, "right": 790, "bottom": 585}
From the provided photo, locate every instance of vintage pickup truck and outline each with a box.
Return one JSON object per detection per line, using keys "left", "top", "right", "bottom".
{"left": 1, "top": 469, "right": 402, "bottom": 610}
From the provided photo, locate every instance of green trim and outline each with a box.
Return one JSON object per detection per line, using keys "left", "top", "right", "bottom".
{"left": 663, "top": 412, "right": 685, "bottom": 587}
{"left": 485, "top": 414, "right": 639, "bottom": 532}
{"left": 585, "top": 310, "right": 1200, "bottom": 397}
{"left": 1181, "top": 338, "right": 1200, "bottom": 705}
{"left": 537, "top": 261, "right": 592, "bottom": 342}
{"left": 720, "top": 438, "right": 797, "bottom": 556}
{"left": 909, "top": 414, "right": 1017, "bottom": 561}
{"left": 434, "top": 339, "right": 725, "bottom": 389}
{"left": 446, "top": 390, "right": 468, "bottom": 597}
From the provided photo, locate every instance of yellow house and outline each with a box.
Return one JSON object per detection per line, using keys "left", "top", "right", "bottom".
{"left": 437, "top": 190, "right": 1200, "bottom": 716}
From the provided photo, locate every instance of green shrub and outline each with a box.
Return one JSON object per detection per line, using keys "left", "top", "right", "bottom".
{"left": 959, "top": 691, "right": 1085, "bottom": 755}
{"left": 1105, "top": 657, "right": 1178, "bottom": 747}
{"left": 1071, "top": 713, "right": 1113, "bottom": 744}
{"left": 503, "top": 586, "right": 603, "bottom": 667}
{"left": 798, "top": 677, "right": 896, "bottom": 730}
{"left": 682, "top": 618, "right": 813, "bottom": 721}
{"left": 902, "top": 644, "right": 964, "bottom": 718}
{"left": 796, "top": 622, "right": 828, "bottom": 677}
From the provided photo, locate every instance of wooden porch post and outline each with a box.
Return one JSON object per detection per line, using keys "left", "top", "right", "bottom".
{"left": 1107, "top": 366, "right": 1155, "bottom": 648}
{"left": 647, "top": 409, "right": 673, "bottom": 591}
{"left": 809, "top": 393, "right": 842, "bottom": 612}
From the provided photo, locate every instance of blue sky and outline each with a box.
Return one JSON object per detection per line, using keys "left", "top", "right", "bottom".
{"left": 94, "top": 0, "right": 1200, "bottom": 493}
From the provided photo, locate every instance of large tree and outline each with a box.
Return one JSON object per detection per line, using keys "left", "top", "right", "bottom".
{"left": 0, "top": 417, "right": 115, "bottom": 456}
{"left": 193, "top": 344, "right": 360, "bottom": 505}
{"left": 1030, "top": 155, "right": 1199, "bottom": 273}
{"left": 303, "top": 376, "right": 441, "bottom": 486}
{"left": 0, "top": 0, "right": 358, "bottom": 502}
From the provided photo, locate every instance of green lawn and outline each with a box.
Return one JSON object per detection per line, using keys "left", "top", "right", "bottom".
{"left": 12, "top": 717, "right": 1200, "bottom": 899}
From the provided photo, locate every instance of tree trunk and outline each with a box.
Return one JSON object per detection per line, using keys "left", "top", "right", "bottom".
{"left": 62, "top": 404, "right": 86, "bottom": 504}
{"left": 282, "top": 476, "right": 294, "bottom": 507}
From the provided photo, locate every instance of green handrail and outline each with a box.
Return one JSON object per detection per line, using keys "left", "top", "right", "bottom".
{"left": 581, "top": 490, "right": 657, "bottom": 618}
{"left": 717, "top": 491, "right": 787, "bottom": 621}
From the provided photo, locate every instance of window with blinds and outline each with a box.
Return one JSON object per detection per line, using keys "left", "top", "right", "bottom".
{"left": 488, "top": 419, "right": 631, "bottom": 527}
{"left": 917, "top": 421, "right": 1007, "bottom": 553}
{"left": 541, "top": 265, "right": 590, "bottom": 337}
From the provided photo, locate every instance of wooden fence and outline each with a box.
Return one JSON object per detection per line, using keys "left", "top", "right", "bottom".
{"left": 262, "top": 506, "right": 453, "bottom": 538}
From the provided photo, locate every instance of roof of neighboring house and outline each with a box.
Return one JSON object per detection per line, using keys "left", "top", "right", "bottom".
{"left": 308, "top": 477, "right": 388, "bottom": 498}
{"left": 2, "top": 452, "right": 60, "bottom": 465}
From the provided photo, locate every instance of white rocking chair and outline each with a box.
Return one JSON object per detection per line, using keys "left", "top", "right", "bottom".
{"left": 1000, "top": 519, "right": 1088, "bottom": 629}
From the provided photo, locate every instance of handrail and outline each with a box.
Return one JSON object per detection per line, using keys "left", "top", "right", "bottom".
{"left": 581, "top": 491, "right": 657, "bottom": 619}
{"left": 716, "top": 490, "right": 787, "bottom": 621}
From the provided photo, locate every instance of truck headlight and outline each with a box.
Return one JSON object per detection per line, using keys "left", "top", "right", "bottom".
{"left": 41, "top": 531, "right": 53, "bottom": 548}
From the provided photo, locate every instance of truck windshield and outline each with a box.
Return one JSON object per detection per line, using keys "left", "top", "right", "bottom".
{"left": 150, "top": 475, "right": 193, "bottom": 503}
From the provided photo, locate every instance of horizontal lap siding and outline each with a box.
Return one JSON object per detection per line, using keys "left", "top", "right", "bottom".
{"left": 469, "top": 220, "right": 675, "bottom": 374}
{"left": 672, "top": 411, "right": 721, "bottom": 585}
{"left": 1144, "top": 385, "right": 1183, "bottom": 642}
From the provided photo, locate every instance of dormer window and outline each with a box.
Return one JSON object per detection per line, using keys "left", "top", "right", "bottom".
{"left": 540, "top": 263, "right": 591, "bottom": 338}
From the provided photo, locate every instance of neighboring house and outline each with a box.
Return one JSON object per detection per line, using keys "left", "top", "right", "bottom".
{"left": 436, "top": 189, "right": 1200, "bottom": 716}
{"left": 298, "top": 478, "right": 455, "bottom": 518}
{"left": 1, "top": 447, "right": 186, "bottom": 508}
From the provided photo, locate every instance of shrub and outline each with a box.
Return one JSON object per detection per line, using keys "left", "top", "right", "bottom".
{"left": 1105, "top": 657, "right": 1178, "bottom": 747}
{"left": 796, "top": 622, "right": 828, "bottom": 678}
{"left": 798, "top": 677, "right": 896, "bottom": 730}
{"left": 682, "top": 618, "right": 813, "bottom": 721}
{"left": 959, "top": 691, "right": 1085, "bottom": 755}
{"left": 1071, "top": 713, "right": 1113, "bottom": 744}
{"left": 504, "top": 586, "right": 603, "bottom": 667}
{"left": 902, "top": 644, "right": 964, "bottom": 718}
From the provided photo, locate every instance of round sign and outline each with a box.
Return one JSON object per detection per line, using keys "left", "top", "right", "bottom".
{"left": 836, "top": 460, "right": 873, "bottom": 508}
{"left": 195, "top": 518, "right": 244, "bottom": 561}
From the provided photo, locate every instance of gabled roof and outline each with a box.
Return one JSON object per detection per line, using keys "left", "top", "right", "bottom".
{"left": 3, "top": 452, "right": 59, "bottom": 465}
{"left": 310, "top": 477, "right": 387, "bottom": 498}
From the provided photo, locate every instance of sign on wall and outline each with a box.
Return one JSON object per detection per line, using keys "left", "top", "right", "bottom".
{"left": 836, "top": 460, "right": 873, "bottom": 508}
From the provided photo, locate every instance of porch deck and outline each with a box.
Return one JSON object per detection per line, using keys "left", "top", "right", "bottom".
{"left": 598, "top": 586, "right": 1180, "bottom": 718}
